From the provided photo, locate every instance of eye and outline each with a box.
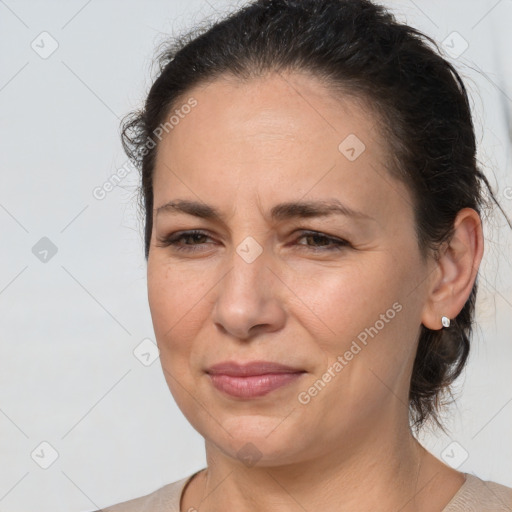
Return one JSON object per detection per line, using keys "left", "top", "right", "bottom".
{"left": 156, "top": 229, "right": 350, "bottom": 254}
{"left": 293, "top": 230, "right": 350, "bottom": 252}
{"left": 155, "top": 230, "right": 215, "bottom": 252}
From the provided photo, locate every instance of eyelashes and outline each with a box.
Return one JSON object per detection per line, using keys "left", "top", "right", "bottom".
{"left": 156, "top": 230, "right": 212, "bottom": 252}
{"left": 155, "top": 229, "right": 350, "bottom": 253}
{"left": 296, "top": 231, "right": 349, "bottom": 251}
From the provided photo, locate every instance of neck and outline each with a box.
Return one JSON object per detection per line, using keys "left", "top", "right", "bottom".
{"left": 185, "top": 419, "right": 456, "bottom": 512}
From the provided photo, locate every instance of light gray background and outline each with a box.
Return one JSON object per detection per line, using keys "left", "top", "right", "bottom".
{"left": 0, "top": 1, "right": 511, "bottom": 511}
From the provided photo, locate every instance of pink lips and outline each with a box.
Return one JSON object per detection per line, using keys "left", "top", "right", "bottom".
{"left": 206, "top": 361, "right": 305, "bottom": 398}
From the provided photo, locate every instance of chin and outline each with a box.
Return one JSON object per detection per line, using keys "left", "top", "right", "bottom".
{"left": 204, "top": 415, "right": 306, "bottom": 466}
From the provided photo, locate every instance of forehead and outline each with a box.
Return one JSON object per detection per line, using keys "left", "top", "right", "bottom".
{"left": 158, "top": 70, "right": 383, "bottom": 151}
{"left": 152, "top": 71, "right": 408, "bottom": 222}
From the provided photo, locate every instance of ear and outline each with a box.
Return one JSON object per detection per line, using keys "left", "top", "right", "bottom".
{"left": 421, "top": 208, "right": 484, "bottom": 330}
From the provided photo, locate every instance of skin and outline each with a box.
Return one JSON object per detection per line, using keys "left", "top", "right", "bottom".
{"left": 146, "top": 70, "right": 484, "bottom": 512}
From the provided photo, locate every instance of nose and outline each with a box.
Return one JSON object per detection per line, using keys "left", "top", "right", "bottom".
{"left": 212, "top": 245, "right": 286, "bottom": 341}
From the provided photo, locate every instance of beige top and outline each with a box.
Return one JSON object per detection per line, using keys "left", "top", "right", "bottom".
{"left": 97, "top": 470, "right": 512, "bottom": 511}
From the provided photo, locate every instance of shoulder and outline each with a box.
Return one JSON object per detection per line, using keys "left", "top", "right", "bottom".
{"left": 443, "top": 473, "right": 512, "bottom": 511}
{"left": 92, "top": 471, "right": 200, "bottom": 512}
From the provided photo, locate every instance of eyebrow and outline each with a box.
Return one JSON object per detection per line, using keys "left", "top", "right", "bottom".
{"left": 155, "top": 198, "right": 374, "bottom": 222}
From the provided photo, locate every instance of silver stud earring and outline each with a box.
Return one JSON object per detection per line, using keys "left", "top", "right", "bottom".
{"left": 441, "top": 316, "right": 451, "bottom": 328}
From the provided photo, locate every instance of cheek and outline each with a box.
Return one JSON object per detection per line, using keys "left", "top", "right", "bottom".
{"left": 288, "top": 262, "right": 415, "bottom": 423}
{"left": 147, "top": 259, "right": 213, "bottom": 419}
{"left": 147, "top": 259, "right": 210, "bottom": 357}
{"left": 286, "top": 250, "right": 420, "bottom": 384}
{"left": 285, "top": 256, "right": 402, "bottom": 339}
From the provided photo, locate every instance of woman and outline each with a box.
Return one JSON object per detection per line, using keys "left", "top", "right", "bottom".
{"left": 98, "top": 0, "right": 512, "bottom": 510}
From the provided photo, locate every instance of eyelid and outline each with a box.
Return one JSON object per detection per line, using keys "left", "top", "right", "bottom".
{"left": 155, "top": 229, "right": 215, "bottom": 249}
{"left": 291, "top": 228, "right": 347, "bottom": 241}
{"left": 291, "top": 230, "right": 350, "bottom": 251}
{"left": 156, "top": 228, "right": 351, "bottom": 253}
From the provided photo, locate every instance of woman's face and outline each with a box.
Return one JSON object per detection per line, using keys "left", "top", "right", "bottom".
{"left": 147, "top": 71, "right": 433, "bottom": 465}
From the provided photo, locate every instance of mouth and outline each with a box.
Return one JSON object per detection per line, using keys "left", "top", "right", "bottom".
{"left": 205, "top": 360, "right": 306, "bottom": 399}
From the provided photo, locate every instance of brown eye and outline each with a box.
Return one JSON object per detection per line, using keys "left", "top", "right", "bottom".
{"left": 301, "top": 233, "right": 331, "bottom": 247}
{"left": 156, "top": 230, "right": 214, "bottom": 252}
{"left": 180, "top": 233, "right": 208, "bottom": 245}
{"left": 295, "top": 231, "right": 350, "bottom": 251}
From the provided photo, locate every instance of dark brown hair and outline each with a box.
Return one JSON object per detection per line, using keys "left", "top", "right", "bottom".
{"left": 120, "top": 0, "right": 509, "bottom": 431}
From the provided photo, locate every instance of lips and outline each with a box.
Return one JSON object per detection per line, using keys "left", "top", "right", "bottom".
{"left": 206, "top": 360, "right": 304, "bottom": 376}
{"left": 206, "top": 360, "right": 306, "bottom": 398}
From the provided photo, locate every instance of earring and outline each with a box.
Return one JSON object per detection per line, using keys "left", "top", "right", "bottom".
{"left": 441, "top": 316, "right": 451, "bottom": 328}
